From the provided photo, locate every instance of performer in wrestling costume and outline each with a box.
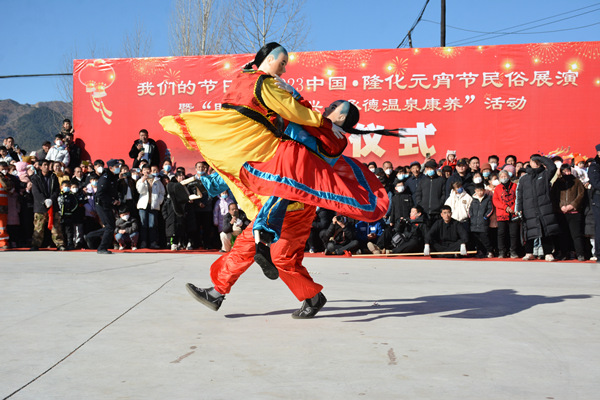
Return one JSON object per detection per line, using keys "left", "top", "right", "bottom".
{"left": 160, "top": 43, "right": 399, "bottom": 318}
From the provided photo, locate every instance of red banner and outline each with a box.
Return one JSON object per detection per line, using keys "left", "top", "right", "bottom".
{"left": 73, "top": 41, "right": 600, "bottom": 169}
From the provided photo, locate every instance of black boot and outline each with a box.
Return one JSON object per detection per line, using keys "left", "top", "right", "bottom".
{"left": 292, "top": 292, "right": 327, "bottom": 319}
{"left": 253, "top": 230, "right": 278, "bottom": 280}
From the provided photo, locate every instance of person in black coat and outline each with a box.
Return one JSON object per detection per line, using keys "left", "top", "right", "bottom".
{"left": 30, "top": 159, "right": 65, "bottom": 250}
{"left": 95, "top": 159, "right": 121, "bottom": 254}
{"left": 307, "top": 207, "right": 334, "bottom": 253}
{"left": 588, "top": 144, "right": 600, "bottom": 262}
{"left": 469, "top": 184, "right": 494, "bottom": 257}
{"left": 415, "top": 160, "right": 446, "bottom": 225}
{"left": 321, "top": 213, "right": 359, "bottom": 255}
{"left": 515, "top": 154, "right": 560, "bottom": 261}
{"left": 373, "top": 205, "right": 428, "bottom": 254}
{"left": 445, "top": 158, "right": 475, "bottom": 198}
{"left": 129, "top": 129, "right": 161, "bottom": 168}
{"left": 389, "top": 180, "right": 414, "bottom": 225}
{"left": 424, "top": 205, "right": 469, "bottom": 257}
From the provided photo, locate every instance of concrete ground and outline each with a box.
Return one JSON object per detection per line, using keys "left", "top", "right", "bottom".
{"left": 1, "top": 251, "right": 599, "bottom": 400}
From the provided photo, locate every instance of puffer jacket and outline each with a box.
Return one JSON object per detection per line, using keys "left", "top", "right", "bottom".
{"left": 515, "top": 156, "right": 560, "bottom": 240}
{"left": 469, "top": 194, "right": 493, "bottom": 232}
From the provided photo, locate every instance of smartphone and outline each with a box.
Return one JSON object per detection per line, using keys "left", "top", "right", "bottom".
{"left": 426, "top": 152, "right": 431, "bottom": 158}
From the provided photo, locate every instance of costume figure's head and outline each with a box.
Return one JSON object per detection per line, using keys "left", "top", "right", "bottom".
{"left": 244, "top": 42, "right": 289, "bottom": 76}
{"left": 323, "top": 100, "right": 359, "bottom": 131}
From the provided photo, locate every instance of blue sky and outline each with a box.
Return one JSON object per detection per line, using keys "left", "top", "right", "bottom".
{"left": 1, "top": 0, "right": 598, "bottom": 104}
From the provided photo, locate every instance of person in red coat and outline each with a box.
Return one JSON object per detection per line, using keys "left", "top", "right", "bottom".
{"left": 493, "top": 169, "right": 519, "bottom": 258}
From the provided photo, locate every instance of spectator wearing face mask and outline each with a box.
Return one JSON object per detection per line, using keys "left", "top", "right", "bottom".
{"left": 515, "top": 154, "right": 560, "bottom": 262}
{"left": 117, "top": 164, "right": 138, "bottom": 217}
{"left": 95, "top": 159, "right": 122, "bottom": 254}
{"left": 493, "top": 170, "right": 519, "bottom": 258}
{"left": 389, "top": 180, "right": 414, "bottom": 227}
{"left": 322, "top": 213, "right": 359, "bottom": 255}
{"left": 136, "top": 164, "right": 165, "bottom": 249}
{"left": 57, "top": 180, "right": 79, "bottom": 250}
{"left": 415, "top": 160, "right": 446, "bottom": 226}
{"left": 488, "top": 155, "right": 500, "bottom": 173}
{"left": 382, "top": 161, "right": 395, "bottom": 193}
{"left": 445, "top": 158, "right": 474, "bottom": 198}
{"left": 551, "top": 164, "right": 586, "bottom": 261}
{"left": 367, "top": 162, "right": 377, "bottom": 174}
{"left": 480, "top": 163, "right": 492, "bottom": 184}
{"left": 469, "top": 183, "right": 494, "bottom": 258}
{"left": 572, "top": 156, "right": 589, "bottom": 185}
{"left": 213, "top": 191, "right": 234, "bottom": 236}
{"left": 46, "top": 135, "right": 70, "bottom": 166}
{"left": 444, "top": 181, "right": 472, "bottom": 234}
{"left": 70, "top": 181, "right": 86, "bottom": 248}
{"left": 115, "top": 206, "right": 139, "bottom": 250}
{"left": 30, "top": 159, "right": 65, "bottom": 251}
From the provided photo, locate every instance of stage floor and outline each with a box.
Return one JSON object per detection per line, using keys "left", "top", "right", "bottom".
{"left": 1, "top": 252, "right": 598, "bottom": 399}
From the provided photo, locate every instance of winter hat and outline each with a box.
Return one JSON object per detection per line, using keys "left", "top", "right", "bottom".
{"left": 424, "top": 160, "right": 437, "bottom": 169}
{"left": 574, "top": 156, "right": 585, "bottom": 165}
{"left": 481, "top": 163, "right": 491, "bottom": 171}
{"left": 446, "top": 150, "right": 456, "bottom": 158}
{"left": 503, "top": 164, "right": 516, "bottom": 176}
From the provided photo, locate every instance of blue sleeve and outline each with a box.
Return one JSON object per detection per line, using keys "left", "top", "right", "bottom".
{"left": 200, "top": 173, "right": 229, "bottom": 197}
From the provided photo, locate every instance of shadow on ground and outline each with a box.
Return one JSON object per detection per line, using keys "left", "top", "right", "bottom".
{"left": 225, "top": 289, "right": 591, "bottom": 322}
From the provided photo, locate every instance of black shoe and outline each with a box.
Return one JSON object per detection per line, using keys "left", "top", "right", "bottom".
{"left": 29, "top": 246, "right": 39, "bottom": 251}
{"left": 292, "top": 292, "right": 327, "bottom": 319}
{"left": 254, "top": 242, "right": 279, "bottom": 280}
{"left": 150, "top": 242, "right": 161, "bottom": 249}
{"left": 185, "top": 284, "right": 224, "bottom": 311}
{"left": 97, "top": 249, "right": 113, "bottom": 254}
{"left": 255, "top": 229, "right": 275, "bottom": 245}
{"left": 577, "top": 255, "right": 586, "bottom": 262}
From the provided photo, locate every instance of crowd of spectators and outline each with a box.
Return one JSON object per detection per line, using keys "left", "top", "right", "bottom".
{"left": 0, "top": 120, "right": 599, "bottom": 262}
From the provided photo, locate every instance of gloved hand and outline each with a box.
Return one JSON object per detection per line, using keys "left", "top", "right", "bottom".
{"left": 423, "top": 244, "right": 431, "bottom": 256}
{"left": 274, "top": 75, "right": 294, "bottom": 94}
{"left": 460, "top": 243, "right": 468, "bottom": 256}
{"left": 331, "top": 124, "right": 345, "bottom": 140}
{"left": 44, "top": 199, "right": 53, "bottom": 208}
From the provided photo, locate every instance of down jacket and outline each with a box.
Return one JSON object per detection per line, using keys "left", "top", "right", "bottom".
{"left": 515, "top": 156, "right": 560, "bottom": 240}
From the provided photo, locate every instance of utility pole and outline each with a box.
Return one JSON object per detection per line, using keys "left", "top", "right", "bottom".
{"left": 441, "top": 0, "right": 446, "bottom": 47}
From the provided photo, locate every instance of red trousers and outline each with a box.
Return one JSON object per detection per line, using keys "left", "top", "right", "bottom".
{"left": 210, "top": 204, "right": 323, "bottom": 301}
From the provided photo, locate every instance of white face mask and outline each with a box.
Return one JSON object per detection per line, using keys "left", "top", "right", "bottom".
{"left": 122, "top": 214, "right": 130, "bottom": 221}
{"left": 71, "top": 187, "right": 78, "bottom": 193}
{"left": 368, "top": 167, "right": 376, "bottom": 173}
{"left": 473, "top": 177, "right": 483, "bottom": 184}
{"left": 395, "top": 186, "right": 405, "bottom": 193}
{"left": 384, "top": 168, "right": 393, "bottom": 175}
{"left": 500, "top": 177, "right": 510, "bottom": 184}
{"left": 96, "top": 166, "right": 104, "bottom": 174}
{"left": 491, "top": 179, "right": 500, "bottom": 186}
{"left": 489, "top": 162, "right": 498, "bottom": 170}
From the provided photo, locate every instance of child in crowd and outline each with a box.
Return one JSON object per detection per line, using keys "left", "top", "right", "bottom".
{"left": 469, "top": 183, "right": 494, "bottom": 258}
{"left": 57, "top": 180, "right": 79, "bottom": 250}
{"left": 115, "top": 206, "right": 139, "bottom": 250}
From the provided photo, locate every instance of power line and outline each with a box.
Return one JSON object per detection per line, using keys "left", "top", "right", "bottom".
{"left": 0, "top": 73, "right": 72, "bottom": 79}
{"left": 448, "top": 3, "right": 600, "bottom": 46}
{"left": 397, "top": 0, "right": 431, "bottom": 48}
{"left": 423, "top": 18, "right": 600, "bottom": 35}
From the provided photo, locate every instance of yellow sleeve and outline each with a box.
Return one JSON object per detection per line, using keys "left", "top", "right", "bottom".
{"left": 261, "top": 80, "right": 324, "bottom": 128}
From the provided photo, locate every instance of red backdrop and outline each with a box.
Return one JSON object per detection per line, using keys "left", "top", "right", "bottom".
{"left": 73, "top": 41, "right": 600, "bottom": 169}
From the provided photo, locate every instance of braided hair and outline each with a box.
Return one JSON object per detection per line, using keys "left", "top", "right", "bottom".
{"left": 324, "top": 100, "right": 404, "bottom": 137}
{"left": 243, "top": 42, "right": 288, "bottom": 70}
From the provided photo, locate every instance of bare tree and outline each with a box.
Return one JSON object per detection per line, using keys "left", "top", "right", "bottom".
{"left": 169, "top": 0, "right": 228, "bottom": 56}
{"left": 227, "top": 0, "right": 309, "bottom": 54}
{"left": 122, "top": 19, "right": 153, "bottom": 58}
